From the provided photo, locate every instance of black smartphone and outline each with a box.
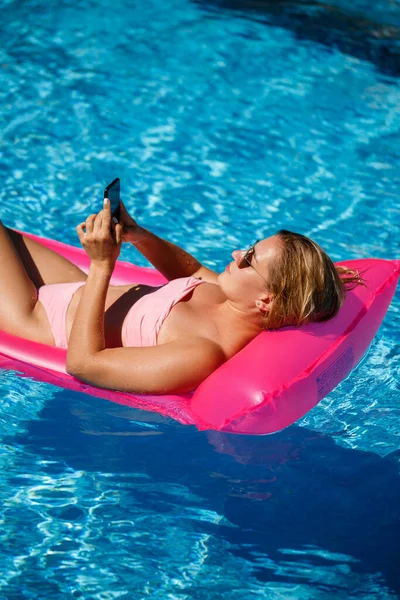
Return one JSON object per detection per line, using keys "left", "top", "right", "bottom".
{"left": 104, "top": 178, "right": 121, "bottom": 222}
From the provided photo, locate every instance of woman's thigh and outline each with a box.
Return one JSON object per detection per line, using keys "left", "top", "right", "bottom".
{"left": 0, "top": 224, "right": 55, "bottom": 343}
{"left": 7, "top": 228, "right": 87, "bottom": 287}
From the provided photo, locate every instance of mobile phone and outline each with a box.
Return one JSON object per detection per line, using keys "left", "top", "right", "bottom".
{"left": 104, "top": 178, "right": 120, "bottom": 222}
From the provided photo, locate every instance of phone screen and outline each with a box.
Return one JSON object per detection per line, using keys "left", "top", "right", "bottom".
{"left": 104, "top": 178, "right": 120, "bottom": 221}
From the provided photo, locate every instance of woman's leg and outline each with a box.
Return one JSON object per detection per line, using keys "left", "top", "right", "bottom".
{"left": 0, "top": 222, "right": 55, "bottom": 343}
{"left": 6, "top": 228, "right": 87, "bottom": 287}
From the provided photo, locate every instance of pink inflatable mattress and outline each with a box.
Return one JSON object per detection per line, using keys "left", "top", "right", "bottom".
{"left": 0, "top": 231, "right": 398, "bottom": 434}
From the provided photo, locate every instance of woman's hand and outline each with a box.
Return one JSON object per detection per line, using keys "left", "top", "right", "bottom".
{"left": 119, "top": 200, "right": 146, "bottom": 243}
{"left": 77, "top": 199, "right": 123, "bottom": 271}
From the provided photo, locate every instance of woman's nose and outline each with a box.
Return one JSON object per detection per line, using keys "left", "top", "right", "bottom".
{"left": 232, "top": 250, "right": 244, "bottom": 263}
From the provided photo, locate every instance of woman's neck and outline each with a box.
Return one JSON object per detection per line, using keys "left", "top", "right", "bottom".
{"left": 211, "top": 300, "right": 263, "bottom": 357}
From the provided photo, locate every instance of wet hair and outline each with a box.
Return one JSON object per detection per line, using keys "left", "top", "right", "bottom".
{"left": 261, "top": 230, "right": 364, "bottom": 330}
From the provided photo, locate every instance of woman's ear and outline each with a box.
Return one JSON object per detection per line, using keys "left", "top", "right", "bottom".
{"left": 256, "top": 294, "right": 274, "bottom": 314}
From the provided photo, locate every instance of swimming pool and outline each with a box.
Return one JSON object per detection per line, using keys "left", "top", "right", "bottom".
{"left": 0, "top": 0, "right": 399, "bottom": 597}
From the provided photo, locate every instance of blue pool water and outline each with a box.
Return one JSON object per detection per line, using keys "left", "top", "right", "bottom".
{"left": 1, "top": 0, "right": 400, "bottom": 597}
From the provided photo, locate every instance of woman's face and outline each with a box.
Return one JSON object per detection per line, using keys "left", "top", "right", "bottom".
{"left": 218, "top": 236, "right": 281, "bottom": 305}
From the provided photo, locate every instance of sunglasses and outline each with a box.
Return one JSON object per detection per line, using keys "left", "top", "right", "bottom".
{"left": 238, "top": 240, "right": 269, "bottom": 285}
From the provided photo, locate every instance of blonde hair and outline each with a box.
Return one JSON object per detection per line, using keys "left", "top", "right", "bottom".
{"left": 262, "top": 230, "right": 364, "bottom": 330}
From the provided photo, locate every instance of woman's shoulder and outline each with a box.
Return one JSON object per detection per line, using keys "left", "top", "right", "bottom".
{"left": 186, "top": 281, "right": 226, "bottom": 312}
{"left": 191, "top": 266, "right": 219, "bottom": 284}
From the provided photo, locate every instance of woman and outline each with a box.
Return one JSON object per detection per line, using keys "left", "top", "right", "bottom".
{"left": 0, "top": 199, "right": 361, "bottom": 394}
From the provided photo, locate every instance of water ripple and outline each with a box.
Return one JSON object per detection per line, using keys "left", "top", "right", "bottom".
{"left": 0, "top": 0, "right": 399, "bottom": 597}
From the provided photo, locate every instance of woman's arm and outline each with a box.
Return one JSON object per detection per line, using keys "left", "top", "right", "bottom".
{"left": 66, "top": 258, "right": 224, "bottom": 393}
{"left": 67, "top": 201, "right": 122, "bottom": 368}
{"left": 120, "top": 202, "right": 219, "bottom": 283}
{"left": 66, "top": 201, "right": 225, "bottom": 393}
{"left": 67, "top": 262, "right": 111, "bottom": 361}
{"left": 67, "top": 338, "right": 225, "bottom": 394}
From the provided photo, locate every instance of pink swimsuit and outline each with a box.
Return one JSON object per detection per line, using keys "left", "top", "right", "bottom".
{"left": 38, "top": 282, "right": 85, "bottom": 349}
{"left": 38, "top": 277, "right": 205, "bottom": 349}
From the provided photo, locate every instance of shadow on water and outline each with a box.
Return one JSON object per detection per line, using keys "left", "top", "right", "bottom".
{"left": 5, "top": 389, "right": 400, "bottom": 595}
{"left": 193, "top": 0, "right": 400, "bottom": 77}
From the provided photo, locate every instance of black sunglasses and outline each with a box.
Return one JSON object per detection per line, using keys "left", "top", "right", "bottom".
{"left": 238, "top": 240, "right": 269, "bottom": 284}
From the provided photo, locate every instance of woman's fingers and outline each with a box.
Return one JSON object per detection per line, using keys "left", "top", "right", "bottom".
{"left": 83, "top": 210, "right": 110, "bottom": 236}
{"left": 119, "top": 200, "right": 128, "bottom": 216}
{"left": 119, "top": 200, "right": 137, "bottom": 227}
{"left": 115, "top": 223, "right": 123, "bottom": 246}
{"left": 85, "top": 214, "right": 97, "bottom": 235}
{"left": 93, "top": 211, "right": 103, "bottom": 233}
{"left": 102, "top": 198, "right": 111, "bottom": 232}
{"left": 78, "top": 203, "right": 121, "bottom": 244}
{"left": 76, "top": 222, "right": 86, "bottom": 244}
{"left": 76, "top": 204, "right": 122, "bottom": 267}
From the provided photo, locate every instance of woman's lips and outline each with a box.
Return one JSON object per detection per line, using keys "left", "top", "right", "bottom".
{"left": 226, "top": 264, "right": 231, "bottom": 273}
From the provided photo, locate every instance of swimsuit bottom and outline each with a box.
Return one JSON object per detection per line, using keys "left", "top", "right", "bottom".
{"left": 38, "top": 276, "right": 205, "bottom": 349}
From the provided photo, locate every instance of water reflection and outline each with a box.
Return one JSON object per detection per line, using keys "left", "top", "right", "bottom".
{"left": 194, "top": 0, "right": 400, "bottom": 76}
{"left": 2, "top": 389, "right": 399, "bottom": 596}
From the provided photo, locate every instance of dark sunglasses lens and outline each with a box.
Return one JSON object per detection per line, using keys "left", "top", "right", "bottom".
{"left": 239, "top": 246, "right": 253, "bottom": 268}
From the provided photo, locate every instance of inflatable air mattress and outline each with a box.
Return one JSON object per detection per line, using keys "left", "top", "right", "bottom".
{"left": 0, "top": 232, "right": 398, "bottom": 435}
